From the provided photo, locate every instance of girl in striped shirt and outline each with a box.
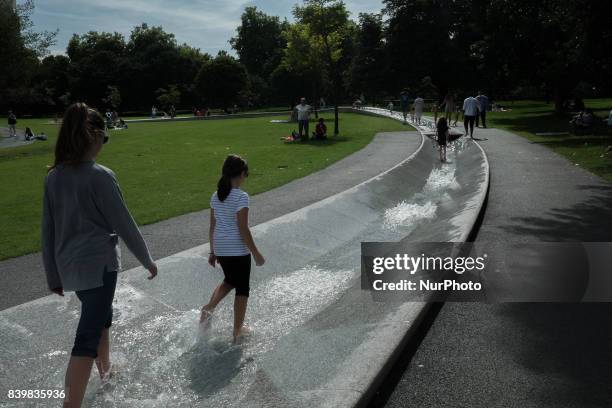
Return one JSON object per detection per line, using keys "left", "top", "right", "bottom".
{"left": 200, "top": 154, "right": 265, "bottom": 342}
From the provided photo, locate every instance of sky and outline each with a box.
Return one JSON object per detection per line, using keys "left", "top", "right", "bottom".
{"left": 29, "top": 0, "right": 385, "bottom": 56}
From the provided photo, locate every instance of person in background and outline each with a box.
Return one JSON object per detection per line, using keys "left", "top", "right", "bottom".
{"left": 314, "top": 118, "right": 328, "bottom": 140}
{"left": 475, "top": 91, "right": 489, "bottom": 128}
{"left": 436, "top": 117, "right": 449, "bottom": 162}
{"left": 151, "top": 106, "right": 157, "bottom": 118}
{"left": 454, "top": 103, "right": 461, "bottom": 127}
{"left": 607, "top": 110, "right": 612, "bottom": 127}
{"left": 295, "top": 97, "right": 312, "bottom": 141}
{"left": 7, "top": 110, "right": 17, "bottom": 137}
{"left": 24, "top": 127, "right": 35, "bottom": 141}
{"left": 200, "top": 155, "right": 265, "bottom": 343}
{"left": 388, "top": 101, "right": 394, "bottom": 114}
{"left": 440, "top": 93, "right": 456, "bottom": 121}
{"left": 169, "top": 105, "right": 176, "bottom": 119}
{"left": 432, "top": 102, "right": 439, "bottom": 124}
{"left": 42, "top": 103, "right": 158, "bottom": 407}
{"left": 414, "top": 96, "right": 425, "bottom": 125}
{"left": 400, "top": 89, "right": 410, "bottom": 124}
{"left": 463, "top": 94, "right": 480, "bottom": 138}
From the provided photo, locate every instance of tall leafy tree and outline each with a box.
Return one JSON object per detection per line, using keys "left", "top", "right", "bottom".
{"left": 67, "top": 32, "right": 127, "bottom": 108}
{"left": 347, "top": 13, "right": 386, "bottom": 103}
{"left": 0, "top": 0, "right": 57, "bottom": 112}
{"left": 294, "top": 0, "right": 354, "bottom": 135}
{"left": 195, "top": 52, "right": 248, "bottom": 110}
{"left": 230, "top": 7, "right": 288, "bottom": 80}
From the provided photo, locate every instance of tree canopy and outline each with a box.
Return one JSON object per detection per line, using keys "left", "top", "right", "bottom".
{"left": 2, "top": 0, "right": 611, "bottom": 116}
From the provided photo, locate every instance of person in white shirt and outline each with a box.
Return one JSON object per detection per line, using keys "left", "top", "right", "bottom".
{"left": 200, "top": 154, "right": 265, "bottom": 343}
{"left": 463, "top": 95, "right": 480, "bottom": 138}
{"left": 414, "top": 97, "right": 425, "bottom": 125}
{"left": 295, "top": 98, "right": 311, "bottom": 140}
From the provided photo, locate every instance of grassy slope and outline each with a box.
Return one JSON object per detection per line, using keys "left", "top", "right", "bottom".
{"left": 0, "top": 113, "right": 407, "bottom": 260}
{"left": 487, "top": 99, "right": 612, "bottom": 182}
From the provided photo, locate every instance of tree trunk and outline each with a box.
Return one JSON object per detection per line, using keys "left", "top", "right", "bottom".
{"left": 334, "top": 104, "right": 339, "bottom": 135}
{"left": 553, "top": 87, "right": 565, "bottom": 116}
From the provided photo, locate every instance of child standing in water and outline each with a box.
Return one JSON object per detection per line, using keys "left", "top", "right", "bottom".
{"left": 436, "top": 117, "right": 449, "bottom": 162}
{"left": 200, "top": 154, "right": 265, "bottom": 342}
{"left": 42, "top": 103, "right": 158, "bottom": 408}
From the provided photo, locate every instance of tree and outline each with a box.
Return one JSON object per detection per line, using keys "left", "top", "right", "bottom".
{"left": 34, "top": 55, "right": 71, "bottom": 110}
{"left": 0, "top": 0, "right": 56, "bottom": 112}
{"left": 347, "top": 13, "right": 386, "bottom": 103}
{"left": 67, "top": 32, "right": 127, "bottom": 107}
{"left": 478, "top": 0, "right": 612, "bottom": 113}
{"left": 16, "top": 0, "right": 58, "bottom": 58}
{"left": 103, "top": 86, "right": 122, "bottom": 110}
{"left": 230, "top": 7, "right": 288, "bottom": 81}
{"left": 275, "top": 23, "right": 326, "bottom": 105}
{"left": 195, "top": 53, "right": 248, "bottom": 110}
{"left": 156, "top": 85, "right": 180, "bottom": 110}
{"left": 294, "top": 0, "right": 354, "bottom": 135}
{"left": 384, "top": 0, "right": 460, "bottom": 98}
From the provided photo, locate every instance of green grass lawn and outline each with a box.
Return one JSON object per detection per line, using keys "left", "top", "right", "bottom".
{"left": 487, "top": 99, "right": 612, "bottom": 182}
{"left": 0, "top": 112, "right": 408, "bottom": 260}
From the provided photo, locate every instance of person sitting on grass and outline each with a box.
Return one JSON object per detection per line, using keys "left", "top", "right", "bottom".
{"left": 570, "top": 109, "right": 595, "bottom": 129}
{"left": 281, "top": 131, "right": 301, "bottom": 142}
{"left": 24, "top": 127, "right": 35, "bottom": 141}
{"left": 313, "top": 118, "right": 327, "bottom": 140}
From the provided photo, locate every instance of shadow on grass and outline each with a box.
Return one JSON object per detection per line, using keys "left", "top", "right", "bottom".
{"left": 495, "top": 184, "right": 612, "bottom": 407}
{"left": 285, "top": 136, "right": 352, "bottom": 147}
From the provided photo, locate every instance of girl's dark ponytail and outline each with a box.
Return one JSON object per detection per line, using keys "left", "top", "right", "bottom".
{"left": 217, "top": 154, "right": 249, "bottom": 202}
{"left": 217, "top": 174, "right": 232, "bottom": 202}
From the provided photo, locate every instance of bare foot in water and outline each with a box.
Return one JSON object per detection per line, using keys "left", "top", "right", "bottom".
{"left": 233, "top": 326, "right": 252, "bottom": 343}
{"left": 200, "top": 307, "right": 214, "bottom": 327}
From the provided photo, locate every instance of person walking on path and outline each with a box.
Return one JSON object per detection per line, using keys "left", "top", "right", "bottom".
{"left": 200, "top": 154, "right": 265, "bottom": 343}
{"left": 400, "top": 89, "right": 411, "bottom": 124}
{"left": 440, "top": 94, "right": 456, "bottom": 121}
{"left": 42, "top": 103, "right": 158, "bottom": 408}
{"left": 7, "top": 111, "right": 17, "bottom": 138}
{"left": 475, "top": 91, "right": 489, "bottom": 128}
{"left": 414, "top": 96, "right": 425, "bottom": 125}
{"left": 436, "top": 117, "right": 449, "bottom": 162}
{"left": 295, "top": 98, "right": 312, "bottom": 141}
{"left": 463, "top": 94, "right": 480, "bottom": 138}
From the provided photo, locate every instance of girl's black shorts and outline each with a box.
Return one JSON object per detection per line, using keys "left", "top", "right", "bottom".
{"left": 218, "top": 254, "right": 251, "bottom": 297}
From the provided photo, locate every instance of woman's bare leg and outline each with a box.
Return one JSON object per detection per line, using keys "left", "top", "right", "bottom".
{"left": 95, "top": 328, "right": 111, "bottom": 378}
{"left": 200, "top": 282, "right": 233, "bottom": 322}
{"left": 64, "top": 356, "right": 94, "bottom": 407}
{"left": 233, "top": 295, "right": 248, "bottom": 339}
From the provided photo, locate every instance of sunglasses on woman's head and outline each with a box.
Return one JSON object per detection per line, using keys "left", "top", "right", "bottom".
{"left": 97, "top": 129, "right": 109, "bottom": 144}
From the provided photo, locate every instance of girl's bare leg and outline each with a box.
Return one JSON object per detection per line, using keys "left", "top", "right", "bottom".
{"left": 200, "top": 282, "right": 233, "bottom": 321}
{"left": 64, "top": 356, "right": 94, "bottom": 408}
{"left": 233, "top": 295, "right": 248, "bottom": 339}
{"left": 95, "top": 328, "right": 111, "bottom": 378}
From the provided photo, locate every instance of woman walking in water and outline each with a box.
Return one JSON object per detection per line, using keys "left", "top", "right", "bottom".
{"left": 42, "top": 103, "right": 158, "bottom": 407}
{"left": 200, "top": 154, "right": 265, "bottom": 342}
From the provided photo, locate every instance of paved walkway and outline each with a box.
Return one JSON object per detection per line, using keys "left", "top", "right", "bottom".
{"left": 0, "top": 128, "right": 35, "bottom": 149}
{"left": 0, "top": 131, "right": 420, "bottom": 311}
{"left": 386, "top": 127, "right": 612, "bottom": 408}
